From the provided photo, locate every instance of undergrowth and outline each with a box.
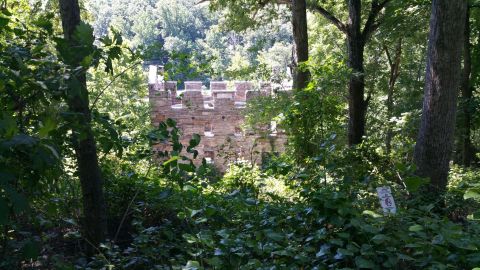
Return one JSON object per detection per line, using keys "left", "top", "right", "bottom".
{"left": 73, "top": 159, "right": 480, "bottom": 270}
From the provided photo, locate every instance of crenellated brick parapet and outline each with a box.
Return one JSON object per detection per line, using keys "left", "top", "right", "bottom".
{"left": 148, "top": 65, "right": 288, "bottom": 171}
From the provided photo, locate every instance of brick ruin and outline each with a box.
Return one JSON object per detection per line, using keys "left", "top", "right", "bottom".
{"left": 148, "top": 65, "right": 288, "bottom": 171}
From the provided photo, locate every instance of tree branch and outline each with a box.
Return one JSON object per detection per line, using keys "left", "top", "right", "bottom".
{"left": 91, "top": 61, "right": 142, "bottom": 110}
{"left": 383, "top": 44, "right": 393, "bottom": 67}
{"left": 308, "top": 3, "right": 347, "bottom": 34}
{"left": 362, "top": 0, "right": 390, "bottom": 41}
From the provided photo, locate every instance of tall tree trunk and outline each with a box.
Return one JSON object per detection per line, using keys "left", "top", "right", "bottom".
{"left": 414, "top": 0, "right": 467, "bottom": 192}
{"left": 384, "top": 39, "right": 402, "bottom": 155}
{"left": 291, "top": 0, "right": 310, "bottom": 89}
{"left": 461, "top": 7, "right": 474, "bottom": 167}
{"left": 346, "top": 0, "right": 366, "bottom": 145}
{"left": 309, "top": 0, "right": 390, "bottom": 146}
{"left": 59, "top": 0, "right": 107, "bottom": 253}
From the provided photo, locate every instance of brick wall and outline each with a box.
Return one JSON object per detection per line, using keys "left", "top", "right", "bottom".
{"left": 148, "top": 65, "right": 288, "bottom": 171}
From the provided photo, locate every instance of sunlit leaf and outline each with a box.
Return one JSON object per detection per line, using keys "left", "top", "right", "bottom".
{"left": 464, "top": 189, "right": 480, "bottom": 200}
{"left": 408, "top": 224, "right": 423, "bottom": 232}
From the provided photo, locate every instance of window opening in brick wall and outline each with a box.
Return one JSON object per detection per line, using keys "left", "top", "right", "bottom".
{"left": 234, "top": 127, "right": 242, "bottom": 137}
{"left": 204, "top": 122, "right": 214, "bottom": 137}
{"left": 204, "top": 150, "right": 214, "bottom": 164}
{"left": 270, "top": 121, "right": 277, "bottom": 136}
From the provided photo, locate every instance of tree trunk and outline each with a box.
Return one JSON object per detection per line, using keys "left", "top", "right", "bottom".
{"left": 414, "top": 0, "right": 467, "bottom": 192}
{"left": 384, "top": 39, "right": 402, "bottom": 155}
{"left": 291, "top": 0, "right": 310, "bottom": 90}
{"left": 346, "top": 0, "right": 366, "bottom": 145}
{"left": 59, "top": 0, "right": 107, "bottom": 253}
{"left": 460, "top": 7, "right": 474, "bottom": 167}
{"left": 308, "top": 0, "right": 390, "bottom": 146}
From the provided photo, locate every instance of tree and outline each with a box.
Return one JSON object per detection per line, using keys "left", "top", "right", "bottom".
{"left": 59, "top": 0, "right": 107, "bottom": 252}
{"left": 207, "top": 0, "right": 306, "bottom": 83}
{"left": 383, "top": 39, "right": 402, "bottom": 155}
{"left": 291, "top": 0, "right": 310, "bottom": 89}
{"left": 308, "top": 0, "right": 390, "bottom": 145}
{"left": 414, "top": 0, "right": 467, "bottom": 192}
{"left": 460, "top": 6, "right": 475, "bottom": 167}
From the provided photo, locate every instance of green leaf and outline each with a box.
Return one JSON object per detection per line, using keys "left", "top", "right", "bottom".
{"left": 464, "top": 189, "right": 480, "bottom": 200}
{"left": 371, "top": 234, "right": 390, "bottom": 244}
{"left": 265, "top": 230, "right": 284, "bottom": 242}
{"left": 183, "top": 260, "right": 201, "bottom": 270}
{"left": 39, "top": 117, "right": 57, "bottom": 138}
{"left": 316, "top": 244, "right": 330, "bottom": 258}
{"left": 337, "top": 248, "right": 354, "bottom": 256}
{"left": 355, "top": 257, "right": 376, "bottom": 269}
{"left": 112, "top": 29, "right": 123, "bottom": 45}
{"left": 189, "top": 134, "right": 201, "bottom": 148}
{"left": 450, "top": 239, "right": 477, "bottom": 250}
{"left": 101, "top": 35, "right": 112, "bottom": 46}
{"left": 431, "top": 234, "right": 444, "bottom": 245}
{"left": 408, "top": 224, "right": 423, "bottom": 232}
{"left": 1, "top": 9, "right": 12, "bottom": 16}
{"left": 179, "top": 161, "right": 195, "bottom": 172}
{"left": 163, "top": 156, "right": 178, "bottom": 166}
{"left": 73, "top": 22, "right": 94, "bottom": 47}
{"left": 330, "top": 238, "right": 343, "bottom": 246}
{"left": 362, "top": 210, "right": 382, "bottom": 218}
{"left": 10, "top": 191, "right": 29, "bottom": 214}
{"left": 158, "top": 189, "right": 172, "bottom": 199}
{"left": 166, "top": 118, "right": 177, "bottom": 127}
{"left": 104, "top": 57, "right": 113, "bottom": 73}
{"left": 54, "top": 38, "right": 72, "bottom": 64}
{"left": 42, "top": 144, "right": 60, "bottom": 159}
{"left": 22, "top": 240, "right": 39, "bottom": 260}
{"left": 56, "top": 22, "right": 95, "bottom": 66}
{"left": 108, "top": 46, "right": 122, "bottom": 60}
{"left": 468, "top": 210, "right": 480, "bottom": 220}
{"left": 80, "top": 54, "right": 93, "bottom": 67}
{"left": 404, "top": 176, "right": 429, "bottom": 193}
{"left": 2, "top": 134, "right": 37, "bottom": 148}
{"left": 0, "top": 113, "right": 18, "bottom": 138}
{"left": 190, "top": 209, "right": 203, "bottom": 218}
{"left": 183, "top": 185, "right": 197, "bottom": 192}
{"left": 66, "top": 75, "right": 86, "bottom": 101}
{"left": 397, "top": 253, "right": 414, "bottom": 261}
{"left": 183, "top": 233, "right": 197, "bottom": 244}
{"left": 33, "top": 14, "right": 53, "bottom": 33}
{"left": 0, "top": 16, "right": 9, "bottom": 28}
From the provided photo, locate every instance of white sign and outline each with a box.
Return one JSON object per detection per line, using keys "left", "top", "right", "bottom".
{"left": 376, "top": 186, "right": 397, "bottom": 215}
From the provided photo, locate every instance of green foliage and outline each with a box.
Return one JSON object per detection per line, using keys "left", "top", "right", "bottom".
{"left": 0, "top": 1, "right": 141, "bottom": 266}
{"left": 87, "top": 0, "right": 293, "bottom": 81}
{"left": 208, "top": 0, "right": 289, "bottom": 32}
{"left": 244, "top": 85, "right": 344, "bottom": 162}
{"left": 221, "top": 160, "right": 263, "bottom": 193}
{"left": 447, "top": 166, "right": 480, "bottom": 221}
{"left": 80, "top": 161, "right": 480, "bottom": 269}
{"left": 0, "top": 4, "right": 67, "bottom": 267}
{"left": 2, "top": 1, "right": 480, "bottom": 269}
